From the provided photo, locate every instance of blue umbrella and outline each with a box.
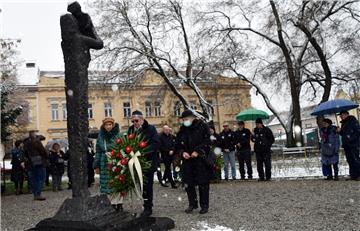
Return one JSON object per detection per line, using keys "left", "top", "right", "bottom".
{"left": 311, "top": 99, "right": 359, "bottom": 116}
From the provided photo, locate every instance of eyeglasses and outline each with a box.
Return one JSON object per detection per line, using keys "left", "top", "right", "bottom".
{"left": 131, "top": 120, "right": 139, "bottom": 123}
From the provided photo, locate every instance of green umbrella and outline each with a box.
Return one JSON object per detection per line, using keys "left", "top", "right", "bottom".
{"left": 236, "top": 108, "right": 269, "bottom": 121}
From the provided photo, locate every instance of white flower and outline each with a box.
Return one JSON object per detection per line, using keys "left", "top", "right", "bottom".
{"left": 214, "top": 147, "right": 222, "bottom": 155}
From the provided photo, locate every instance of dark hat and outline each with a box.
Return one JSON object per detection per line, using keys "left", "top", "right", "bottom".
{"left": 337, "top": 110, "right": 349, "bottom": 116}
{"left": 255, "top": 118, "right": 263, "bottom": 124}
{"left": 238, "top": 121, "right": 245, "bottom": 125}
{"left": 180, "top": 109, "right": 194, "bottom": 118}
{"left": 132, "top": 110, "right": 143, "bottom": 116}
{"left": 323, "top": 118, "right": 332, "bottom": 125}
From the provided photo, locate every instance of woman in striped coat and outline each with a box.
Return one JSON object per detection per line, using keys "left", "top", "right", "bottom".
{"left": 94, "top": 117, "right": 122, "bottom": 210}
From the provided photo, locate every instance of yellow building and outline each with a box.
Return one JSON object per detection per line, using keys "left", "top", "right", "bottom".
{"left": 17, "top": 70, "right": 251, "bottom": 142}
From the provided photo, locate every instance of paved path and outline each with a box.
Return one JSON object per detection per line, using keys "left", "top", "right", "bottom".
{"left": 1, "top": 178, "right": 359, "bottom": 231}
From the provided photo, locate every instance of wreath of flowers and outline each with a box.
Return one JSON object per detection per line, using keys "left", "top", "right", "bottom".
{"left": 107, "top": 133, "right": 151, "bottom": 198}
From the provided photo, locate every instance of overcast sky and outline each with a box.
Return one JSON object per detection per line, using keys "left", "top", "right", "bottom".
{"left": 1, "top": 0, "right": 268, "bottom": 111}
{"left": 1, "top": 0, "right": 90, "bottom": 70}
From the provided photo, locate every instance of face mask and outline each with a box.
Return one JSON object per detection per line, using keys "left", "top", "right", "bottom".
{"left": 183, "top": 120, "right": 192, "bottom": 127}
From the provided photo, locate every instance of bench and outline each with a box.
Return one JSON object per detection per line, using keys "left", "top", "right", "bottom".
{"left": 282, "top": 146, "right": 317, "bottom": 158}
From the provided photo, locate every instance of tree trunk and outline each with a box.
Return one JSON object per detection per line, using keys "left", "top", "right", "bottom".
{"left": 270, "top": 0, "right": 303, "bottom": 147}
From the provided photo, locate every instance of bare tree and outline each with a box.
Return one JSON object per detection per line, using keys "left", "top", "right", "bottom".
{"left": 197, "top": 0, "right": 360, "bottom": 146}
{"left": 92, "top": 0, "right": 215, "bottom": 121}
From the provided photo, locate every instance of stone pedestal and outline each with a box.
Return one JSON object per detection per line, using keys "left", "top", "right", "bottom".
{"left": 29, "top": 195, "right": 175, "bottom": 231}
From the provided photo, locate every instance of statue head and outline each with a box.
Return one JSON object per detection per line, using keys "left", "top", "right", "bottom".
{"left": 67, "top": 1, "right": 82, "bottom": 17}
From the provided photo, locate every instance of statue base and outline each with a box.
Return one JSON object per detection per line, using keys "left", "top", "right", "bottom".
{"left": 28, "top": 195, "right": 175, "bottom": 231}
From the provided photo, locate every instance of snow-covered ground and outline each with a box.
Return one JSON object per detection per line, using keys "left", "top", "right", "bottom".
{"left": 1, "top": 154, "right": 350, "bottom": 181}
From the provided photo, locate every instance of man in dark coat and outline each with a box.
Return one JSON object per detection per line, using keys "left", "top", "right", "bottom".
{"left": 234, "top": 121, "right": 253, "bottom": 180}
{"left": 219, "top": 122, "right": 237, "bottom": 180}
{"left": 176, "top": 110, "right": 211, "bottom": 214}
{"left": 128, "top": 110, "right": 160, "bottom": 217}
{"left": 23, "top": 130, "right": 48, "bottom": 200}
{"left": 159, "top": 125, "right": 177, "bottom": 188}
{"left": 337, "top": 110, "right": 360, "bottom": 181}
{"left": 251, "top": 118, "right": 274, "bottom": 181}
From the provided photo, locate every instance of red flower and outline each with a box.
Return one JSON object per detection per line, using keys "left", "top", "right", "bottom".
{"left": 120, "top": 192, "right": 126, "bottom": 197}
{"left": 118, "top": 174, "right": 125, "bottom": 182}
{"left": 116, "top": 138, "right": 122, "bottom": 145}
{"left": 120, "top": 158, "right": 128, "bottom": 165}
{"left": 116, "top": 153, "right": 123, "bottom": 159}
{"left": 139, "top": 141, "right": 147, "bottom": 149}
{"left": 128, "top": 133, "right": 135, "bottom": 140}
{"left": 114, "top": 167, "right": 121, "bottom": 173}
{"left": 108, "top": 164, "right": 113, "bottom": 171}
{"left": 125, "top": 146, "right": 132, "bottom": 154}
{"left": 111, "top": 150, "right": 116, "bottom": 157}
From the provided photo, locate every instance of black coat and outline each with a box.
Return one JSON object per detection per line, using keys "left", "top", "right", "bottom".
{"left": 339, "top": 115, "right": 360, "bottom": 148}
{"left": 48, "top": 150, "right": 65, "bottom": 175}
{"left": 219, "top": 130, "right": 236, "bottom": 152}
{"left": 128, "top": 119, "right": 160, "bottom": 172}
{"left": 23, "top": 137, "right": 48, "bottom": 169}
{"left": 175, "top": 119, "right": 211, "bottom": 185}
{"left": 234, "top": 128, "right": 251, "bottom": 151}
{"left": 251, "top": 126, "right": 275, "bottom": 153}
{"left": 210, "top": 133, "right": 220, "bottom": 148}
{"left": 11, "top": 148, "right": 25, "bottom": 182}
{"left": 159, "top": 133, "right": 176, "bottom": 162}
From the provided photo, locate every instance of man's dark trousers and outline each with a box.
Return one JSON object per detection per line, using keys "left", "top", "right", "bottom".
{"left": 256, "top": 152, "right": 271, "bottom": 180}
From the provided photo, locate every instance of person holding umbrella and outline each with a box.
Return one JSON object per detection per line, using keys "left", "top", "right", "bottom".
{"left": 311, "top": 99, "right": 359, "bottom": 180}
{"left": 320, "top": 119, "right": 340, "bottom": 180}
{"left": 251, "top": 118, "right": 275, "bottom": 181}
{"left": 337, "top": 111, "right": 360, "bottom": 181}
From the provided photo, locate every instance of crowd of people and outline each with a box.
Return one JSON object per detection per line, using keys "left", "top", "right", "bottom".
{"left": 9, "top": 130, "right": 96, "bottom": 200}
{"left": 9, "top": 108, "right": 360, "bottom": 216}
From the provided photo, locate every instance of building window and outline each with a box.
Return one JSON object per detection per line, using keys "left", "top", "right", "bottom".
{"left": 174, "top": 101, "right": 181, "bottom": 116}
{"left": 104, "top": 102, "right": 112, "bottom": 117}
{"left": 145, "top": 101, "right": 152, "bottom": 117}
{"left": 155, "top": 100, "right": 161, "bottom": 117}
{"left": 123, "top": 102, "right": 131, "bottom": 118}
{"left": 62, "top": 103, "right": 67, "bottom": 120}
{"left": 88, "top": 104, "right": 93, "bottom": 119}
{"left": 51, "top": 104, "right": 59, "bottom": 121}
